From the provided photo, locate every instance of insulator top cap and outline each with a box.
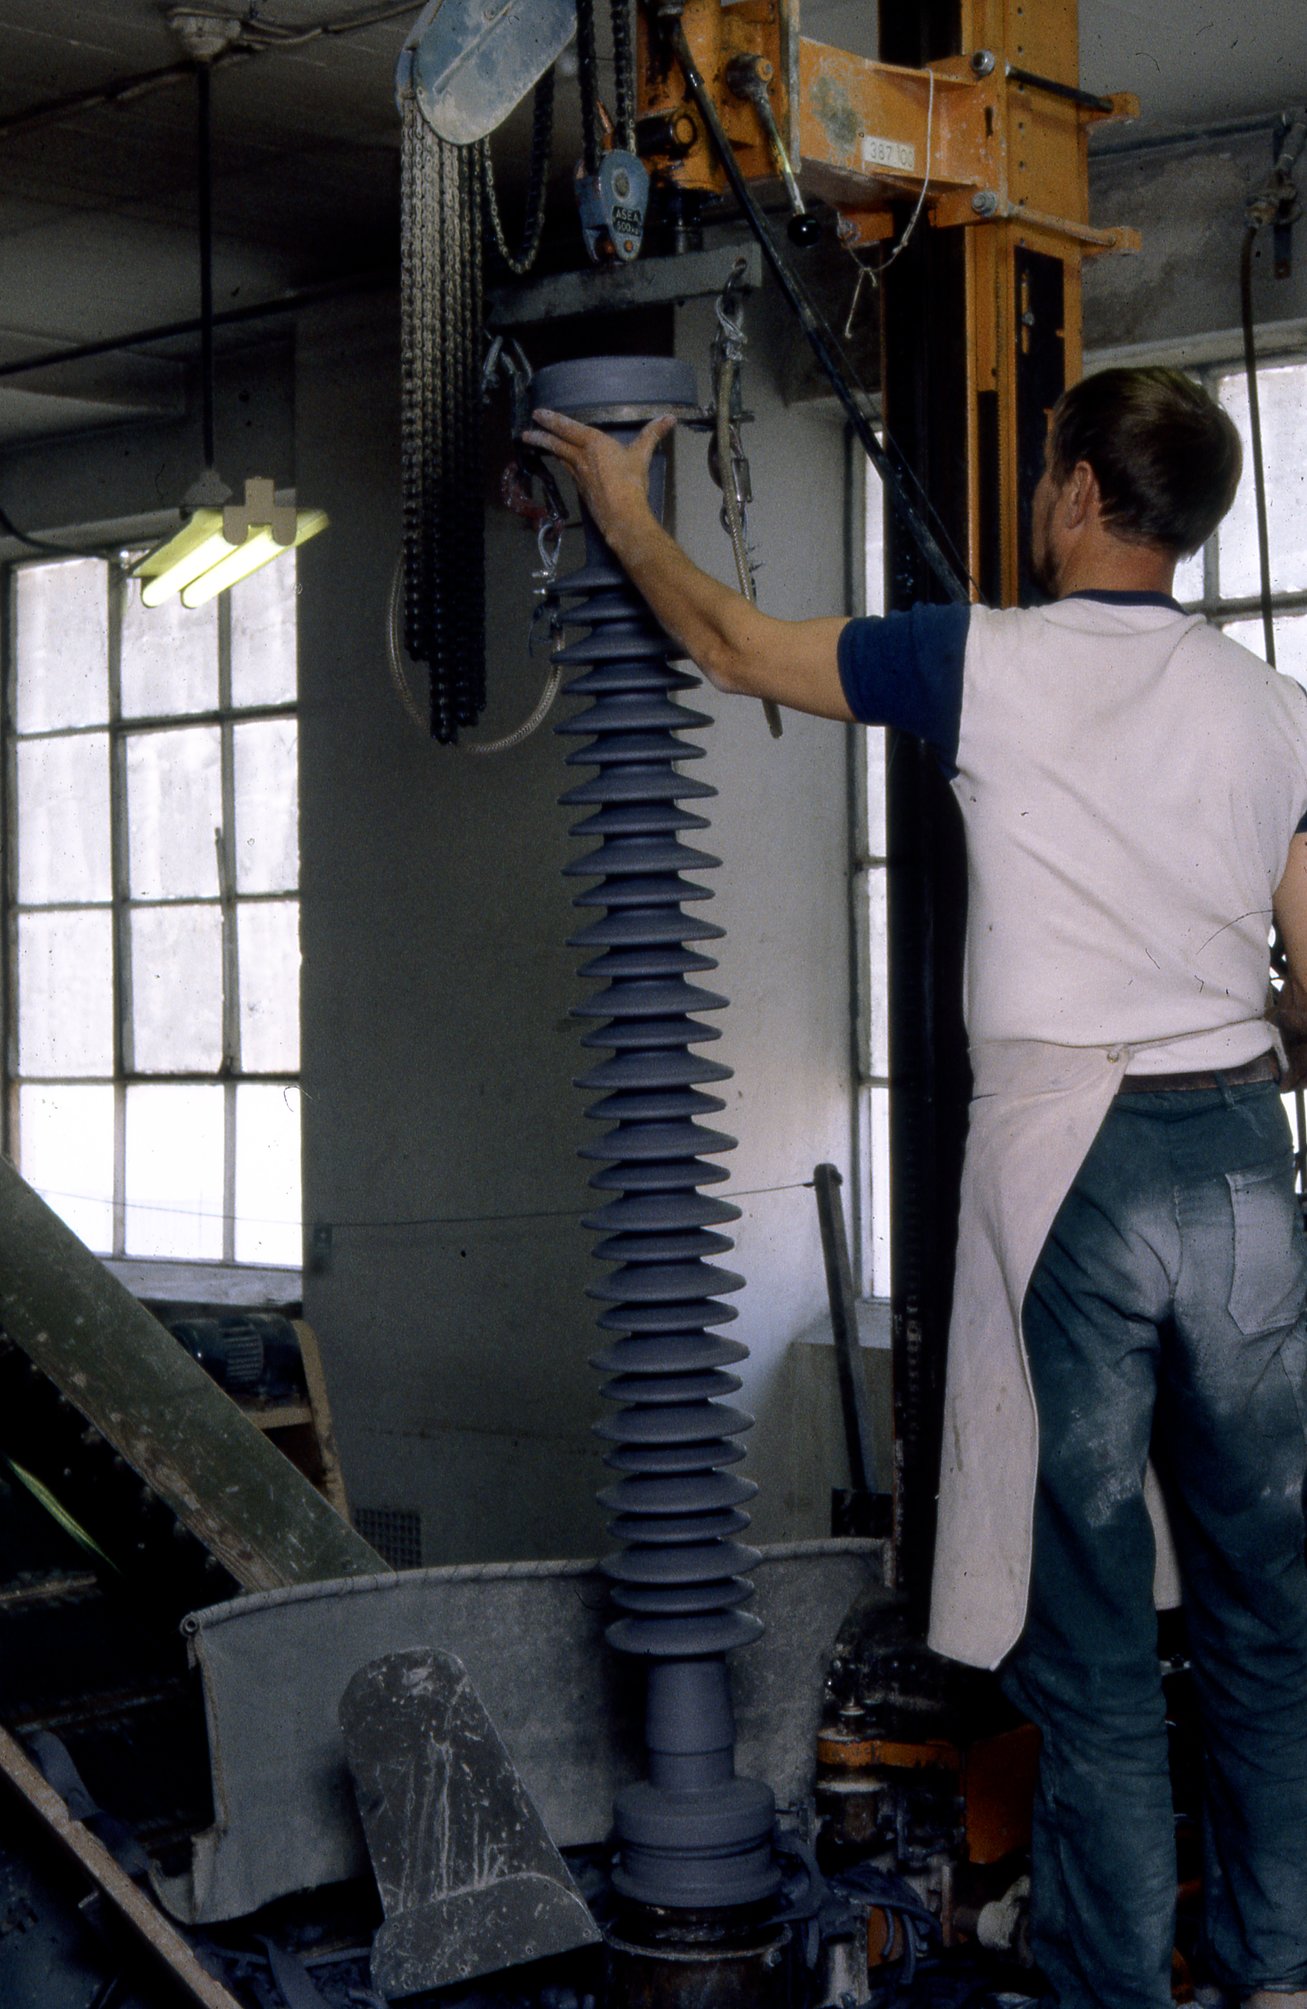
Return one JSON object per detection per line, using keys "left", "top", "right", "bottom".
{"left": 528, "top": 356, "right": 700, "bottom": 422}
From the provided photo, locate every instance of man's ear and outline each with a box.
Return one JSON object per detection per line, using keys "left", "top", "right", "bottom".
{"left": 1062, "top": 459, "right": 1099, "bottom": 530}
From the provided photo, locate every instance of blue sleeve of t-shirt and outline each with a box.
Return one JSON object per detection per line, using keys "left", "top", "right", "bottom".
{"left": 837, "top": 603, "right": 971, "bottom": 776}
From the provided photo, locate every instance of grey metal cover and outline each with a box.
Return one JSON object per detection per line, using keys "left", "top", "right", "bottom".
{"left": 341, "top": 1650, "right": 601, "bottom": 1995}
{"left": 400, "top": 0, "right": 575, "bottom": 146}
{"left": 154, "top": 1542, "right": 886, "bottom": 1924}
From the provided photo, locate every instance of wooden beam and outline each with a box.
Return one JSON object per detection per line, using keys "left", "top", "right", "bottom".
{"left": 0, "top": 1722, "right": 245, "bottom": 2009}
{"left": 0, "top": 1154, "right": 385, "bottom": 1591}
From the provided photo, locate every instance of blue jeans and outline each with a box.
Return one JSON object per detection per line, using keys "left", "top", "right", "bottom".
{"left": 1002, "top": 1079, "right": 1307, "bottom": 2009}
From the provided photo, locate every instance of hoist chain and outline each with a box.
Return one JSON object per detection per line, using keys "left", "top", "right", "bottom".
{"left": 577, "top": 0, "right": 637, "bottom": 162}
{"left": 610, "top": 0, "right": 636, "bottom": 155}
{"left": 481, "top": 67, "right": 556, "bottom": 277}
{"left": 400, "top": 95, "right": 486, "bottom": 743}
{"left": 576, "top": 0, "right": 603, "bottom": 177}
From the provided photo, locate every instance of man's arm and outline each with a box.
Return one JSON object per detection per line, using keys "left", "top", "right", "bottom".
{"left": 1272, "top": 831, "right": 1307, "bottom": 1088}
{"left": 522, "top": 408, "right": 854, "bottom": 721}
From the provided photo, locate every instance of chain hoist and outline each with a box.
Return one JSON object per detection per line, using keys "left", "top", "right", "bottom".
{"left": 574, "top": 0, "right": 648, "bottom": 263}
{"left": 396, "top": 87, "right": 486, "bottom": 743}
{"left": 481, "top": 68, "right": 557, "bottom": 279}
{"left": 396, "top": 0, "right": 641, "bottom": 742}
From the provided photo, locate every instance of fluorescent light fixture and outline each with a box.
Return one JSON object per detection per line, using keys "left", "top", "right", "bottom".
{"left": 131, "top": 477, "right": 328, "bottom": 609}
{"left": 181, "top": 510, "right": 330, "bottom": 607}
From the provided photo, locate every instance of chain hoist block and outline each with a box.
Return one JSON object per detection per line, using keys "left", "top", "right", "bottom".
{"left": 397, "top": 0, "right": 573, "bottom": 146}
{"left": 532, "top": 353, "right": 778, "bottom": 1913}
{"left": 576, "top": 150, "right": 651, "bottom": 263}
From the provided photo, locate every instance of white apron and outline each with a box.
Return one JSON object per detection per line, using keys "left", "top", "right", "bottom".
{"left": 926, "top": 1036, "right": 1184, "bottom": 1669}
{"left": 920, "top": 599, "right": 1307, "bottom": 1671}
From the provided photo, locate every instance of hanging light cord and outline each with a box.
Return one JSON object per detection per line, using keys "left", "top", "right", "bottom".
{"left": 197, "top": 63, "right": 217, "bottom": 472}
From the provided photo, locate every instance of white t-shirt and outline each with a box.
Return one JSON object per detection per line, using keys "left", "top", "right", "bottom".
{"left": 839, "top": 592, "right": 1307, "bottom": 1073}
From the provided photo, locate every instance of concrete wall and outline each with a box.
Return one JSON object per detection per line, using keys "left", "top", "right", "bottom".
{"left": 294, "top": 280, "right": 860, "bottom": 1563}
{"left": 0, "top": 341, "right": 294, "bottom": 551}
{"left": 1086, "top": 126, "right": 1307, "bottom": 361}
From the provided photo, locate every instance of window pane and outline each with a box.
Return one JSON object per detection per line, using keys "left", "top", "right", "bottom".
{"left": 14, "top": 559, "right": 108, "bottom": 732}
{"left": 864, "top": 466, "right": 885, "bottom": 618}
{"left": 1218, "top": 365, "right": 1307, "bottom": 597}
{"left": 121, "top": 578, "right": 218, "bottom": 717}
{"left": 230, "top": 554, "right": 297, "bottom": 708}
{"left": 16, "top": 734, "right": 111, "bottom": 904}
{"left": 124, "top": 1083, "right": 224, "bottom": 1259}
{"left": 1222, "top": 614, "right": 1307, "bottom": 690}
{"left": 235, "top": 1083, "right": 301, "bottom": 1266}
{"left": 18, "top": 910, "right": 114, "bottom": 1077}
{"left": 863, "top": 725, "right": 886, "bottom": 857}
{"left": 238, "top": 900, "right": 300, "bottom": 1072}
{"left": 19, "top": 1084, "right": 115, "bottom": 1252}
{"left": 867, "top": 865, "right": 889, "bottom": 1079}
{"left": 1173, "top": 544, "right": 1205, "bottom": 605}
{"left": 130, "top": 905, "right": 224, "bottom": 1072}
{"left": 233, "top": 719, "right": 298, "bottom": 893}
{"left": 126, "top": 726, "right": 221, "bottom": 899}
{"left": 870, "top": 1082, "right": 891, "bottom": 1298}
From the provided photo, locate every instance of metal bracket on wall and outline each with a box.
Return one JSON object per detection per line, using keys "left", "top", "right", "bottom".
{"left": 487, "top": 239, "right": 763, "bottom": 328}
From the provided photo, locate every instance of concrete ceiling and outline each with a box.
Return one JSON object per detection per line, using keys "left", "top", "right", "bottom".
{"left": 0, "top": 0, "right": 1303, "bottom": 446}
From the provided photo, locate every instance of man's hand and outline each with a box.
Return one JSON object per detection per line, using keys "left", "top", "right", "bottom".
{"left": 519, "top": 404, "right": 854, "bottom": 721}
{"left": 521, "top": 408, "right": 677, "bottom": 556}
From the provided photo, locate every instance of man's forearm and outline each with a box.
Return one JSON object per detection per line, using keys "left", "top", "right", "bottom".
{"left": 522, "top": 407, "right": 855, "bottom": 722}
{"left": 600, "top": 496, "right": 777, "bottom": 693}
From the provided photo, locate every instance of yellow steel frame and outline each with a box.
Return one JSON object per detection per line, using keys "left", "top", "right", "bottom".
{"left": 636, "top": 0, "right": 1140, "bottom": 605}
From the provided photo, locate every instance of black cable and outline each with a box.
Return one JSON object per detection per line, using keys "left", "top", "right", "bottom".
{"left": 0, "top": 271, "right": 395, "bottom": 382}
{"left": 0, "top": 2, "right": 422, "bottom": 142}
{"left": 197, "top": 63, "right": 216, "bottom": 472}
{"left": 1239, "top": 224, "right": 1277, "bottom": 668}
{"left": 0, "top": 501, "right": 123, "bottom": 560}
{"left": 0, "top": 501, "right": 80, "bottom": 555}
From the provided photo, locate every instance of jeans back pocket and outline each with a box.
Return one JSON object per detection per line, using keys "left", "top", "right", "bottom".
{"left": 1226, "top": 1161, "right": 1307, "bottom": 1338}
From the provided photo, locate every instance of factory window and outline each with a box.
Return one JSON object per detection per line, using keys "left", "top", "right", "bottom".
{"left": 1173, "top": 356, "right": 1307, "bottom": 674}
{"left": 3, "top": 552, "right": 302, "bottom": 1288}
{"left": 1172, "top": 356, "right": 1307, "bottom": 1169}
{"left": 854, "top": 482, "right": 891, "bottom": 1298}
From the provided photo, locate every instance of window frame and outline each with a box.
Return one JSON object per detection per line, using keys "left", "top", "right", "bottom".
{"left": 1164, "top": 343, "right": 1307, "bottom": 1185}
{"left": 1089, "top": 330, "right": 1307, "bottom": 642}
{"left": 1, "top": 542, "right": 304, "bottom": 1304}
{"left": 851, "top": 444, "right": 892, "bottom": 1302}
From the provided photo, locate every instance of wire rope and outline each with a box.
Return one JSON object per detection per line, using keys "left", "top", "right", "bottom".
{"left": 1239, "top": 225, "right": 1277, "bottom": 668}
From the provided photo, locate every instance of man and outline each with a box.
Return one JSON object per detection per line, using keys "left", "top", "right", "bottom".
{"left": 526, "top": 367, "right": 1307, "bottom": 2009}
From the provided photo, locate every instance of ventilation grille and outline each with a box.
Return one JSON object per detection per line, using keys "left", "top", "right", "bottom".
{"left": 354, "top": 1506, "right": 422, "bottom": 1571}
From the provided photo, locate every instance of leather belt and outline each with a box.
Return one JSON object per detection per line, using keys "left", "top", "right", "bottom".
{"left": 1118, "top": 1051, "right": 1280, "bottom": 1093}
